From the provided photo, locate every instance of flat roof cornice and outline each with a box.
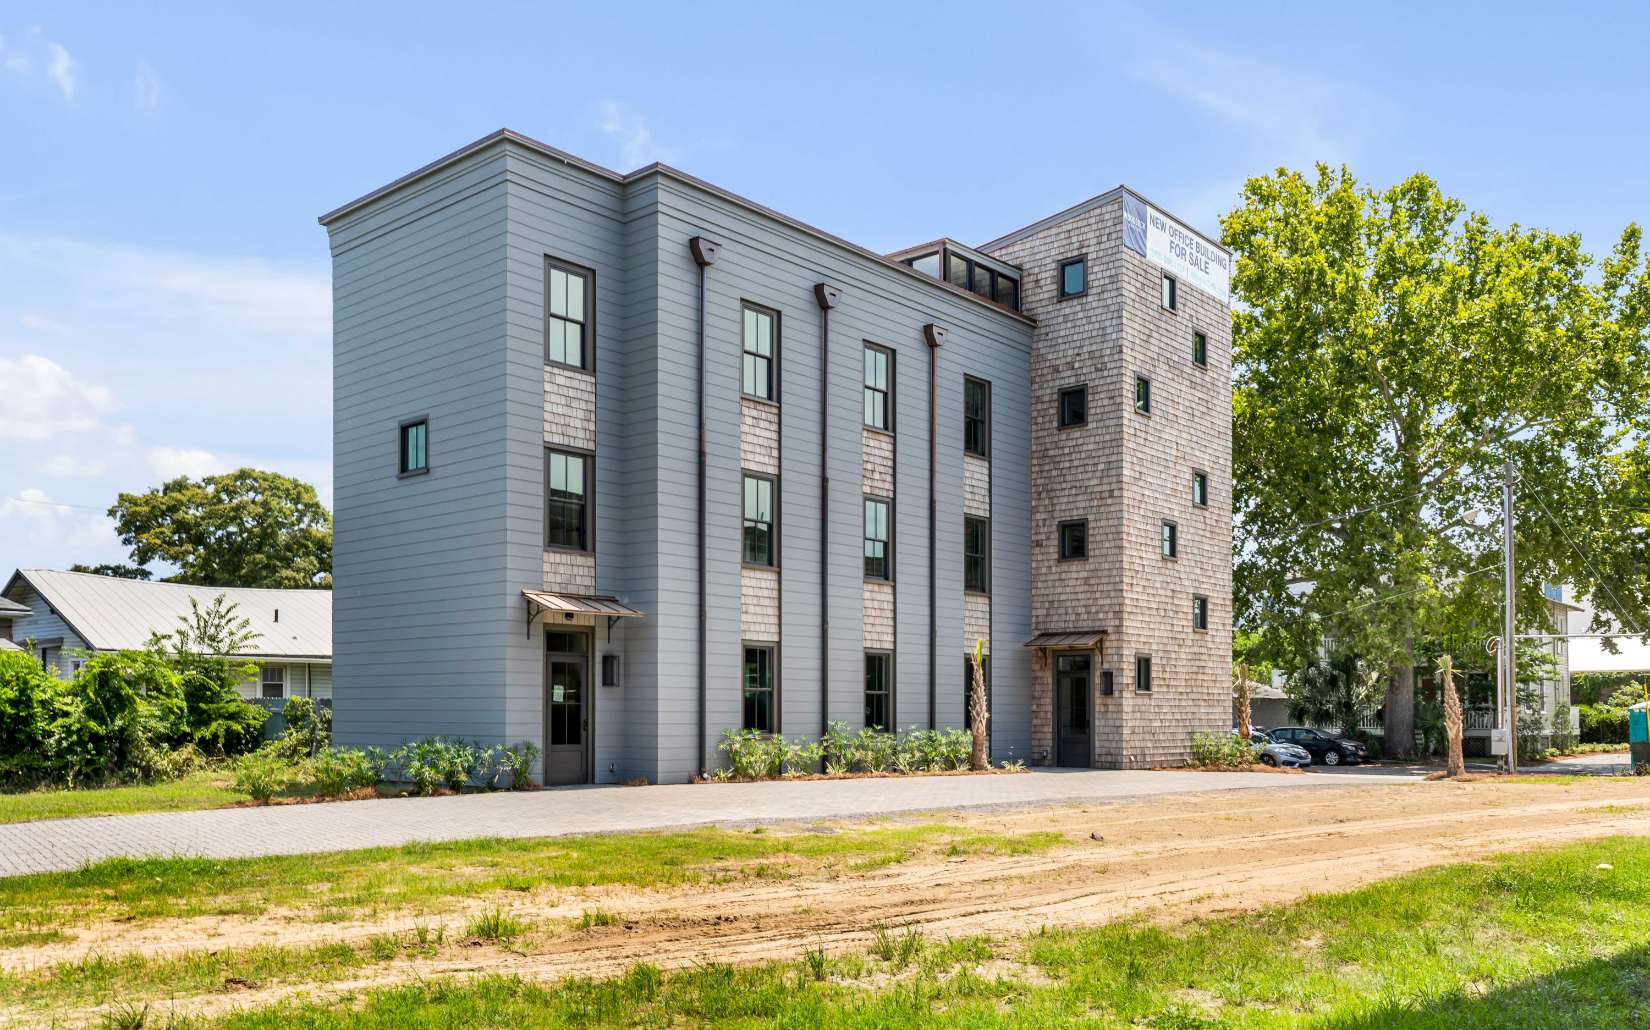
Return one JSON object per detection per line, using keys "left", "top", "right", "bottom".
{"left": 977, "top": 185, "right": 1231, "bottom": 257}
{"left": 318, "top": 129, "right": 1035, "bottom": 326}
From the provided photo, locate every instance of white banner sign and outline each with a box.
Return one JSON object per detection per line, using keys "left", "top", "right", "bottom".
{"left": 1122, "top": 195, "right": 1230, "bottom": 304}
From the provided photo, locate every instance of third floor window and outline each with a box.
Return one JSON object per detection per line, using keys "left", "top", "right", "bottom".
{"left": 742, "top": 304, "right": 777, "bottom": 401}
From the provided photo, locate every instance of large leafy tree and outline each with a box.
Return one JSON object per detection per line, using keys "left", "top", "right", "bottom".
{"left": 109, "top": 469, "right": 332, "bottom": 589}
{"left": 1226, "top": 165, "right": 1650, "bottom": 757}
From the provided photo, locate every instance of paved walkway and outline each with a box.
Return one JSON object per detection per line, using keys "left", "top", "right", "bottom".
{"left": 0, "top": 767, "right": 1418, "bottom": 878}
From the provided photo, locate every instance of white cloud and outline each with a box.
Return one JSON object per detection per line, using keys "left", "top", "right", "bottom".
{"left": 0, "top": 354, "right": 116, "bottom": 442}
{"left": 38, "top": 454, "right": 107, "bottom": 479}
{"left": 18, "top": 311, "right": 66, "bottom": 333}
{"left": 145, "top": 446, "right": 226, "bottom": 480}
{"left": 0, "top": 487, "right": 118, "bottom": 556}
{"left": 598, "top": 100, "right": 676, "bottom": 168}
{"left": 134, "top": 60, "right": 159, "bottom": 111}
{"left": 45, "top": 41, "right": 75, "bottom": 100}
{"left": 0, "top": 32, "right": 31, "bottom": 74}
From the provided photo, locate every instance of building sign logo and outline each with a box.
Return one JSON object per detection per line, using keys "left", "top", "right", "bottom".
{"left": 1121, "top": 194, "right": 1230, "bottom": 304}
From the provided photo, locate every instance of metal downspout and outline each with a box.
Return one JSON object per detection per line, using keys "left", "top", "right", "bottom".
{"left": 690, "top": 236, "right": 720, "bottom": 778}
{"left": 814, "top": 284, "right": 841, "bottom": 739}
{"left": 923, "top": 324, "right": 947, "bottom": 729}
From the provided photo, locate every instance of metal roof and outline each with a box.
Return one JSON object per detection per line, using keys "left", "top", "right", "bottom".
{"left": 522, "top": 590, "right": 645, "bottom": 619}
{"left": 0, "top": 596, "right": 28, "bottom": 616}
{"left": 3, "top": 570, "right": 331, "bottom": 660}
{"left": 1023, "top": 630, "right": 1106, "bottom": 649}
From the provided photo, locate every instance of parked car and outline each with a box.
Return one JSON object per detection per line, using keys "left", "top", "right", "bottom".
{"left": 1266, "top": 727, "right": 1368, "bottom": 766}
{"left": 1237, "top": 729, "right": 1312, "bottom": 768}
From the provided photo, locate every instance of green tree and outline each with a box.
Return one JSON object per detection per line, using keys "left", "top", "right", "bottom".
{"left": 68, "top": 563, "right": 153, "bottom": 580}
{"left": 1226, "top": 166, "right": 1650, "bottom": 757}
{"left": 108, "top": 469, "right": 332, "bottom": 588}
{"left": 147, "top": 594, "right": 268, "bottom": 755}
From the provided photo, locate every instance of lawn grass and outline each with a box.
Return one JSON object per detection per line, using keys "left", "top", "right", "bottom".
{"left": 0, "top": 823, "right": 1065, "bottom": 938}
{"left": 0, "top": 770, "right": 243, "bottom": 825}
{"left": 184, "top": 835, "right": 1650, "bottom": 1029}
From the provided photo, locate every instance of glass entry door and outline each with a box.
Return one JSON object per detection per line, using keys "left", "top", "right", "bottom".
{"left": 1055, "top": 653, "right": 1093, "bottom": 768}
{"left": 544, "top": 633, "right": 588, "bottom": 785}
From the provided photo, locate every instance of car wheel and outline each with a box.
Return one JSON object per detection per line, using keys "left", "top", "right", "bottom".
{"left": 1260, "top": 754, "right": 1277, "bottom": 767}
{"left": 1323, "top": 750, "right": 1342, "bottom": 767}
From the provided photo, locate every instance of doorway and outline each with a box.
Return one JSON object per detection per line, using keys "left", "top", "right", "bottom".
{"left": 1054, "top": 652, "right": 1093, "bottom": 767}
{"left": 544, "top": 630, "right": 589, "bottom": 785}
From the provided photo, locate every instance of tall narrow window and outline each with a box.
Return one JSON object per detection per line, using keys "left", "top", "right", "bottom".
{"left": 864, "top": 497, "right": 891, "bottom": 580}
{"left": 1059, "top": 256, "right": 1087, "bottom": 299}
{"left": 864, "top": 652, "right": 892, "bottom": 731}
{"left": 1193, "top": 595, "right": 1209, "bottom": 631}
{"left": 1135, "top": 375, "right": 1152, "bottom": 414}
{"left": 1161, "top": 273, "right": 1178, "bottom": 311}
{"left": 1058, "top": 386, "right": 1087, "bottom": 428}
{"left": 1161, "top": 520, "right": 1178, "bottom": 559}
{"left": 1135, "top": 653, "right": 1153, "bottom": 693}
{"left": 964, "top": 515, "right": 990, "bottom": 593}
{"left": 546, "top": 260, "right": 591, "bottom": 369}
{"left": 742, "top": 474, "right": 775, "bottom": 566}
{"left": 1058, "top": 519, "right": 1088, "bottom": 561}
{"left": 1192, "top": 471, "right": 1209, "bottom": 507}
{"left": 743, "top": 645, "right": 775, "bottom": 732}
{"left": 1192, "top": 329, "right": 1208, "bottom": 368}
{"left": 964, "top": 378, "right": 989, "bottom": 456}
{"left": 864, "top": 345, "right": 892, "bottom": 431}
{"left": 399, "top": 419, "right": 428, "bottom": 475}
{"left": 546, "top": 449, "right": 590, "bottom": 550}
{"left": 742, "top": 304, "right": 777, "bottom": 401}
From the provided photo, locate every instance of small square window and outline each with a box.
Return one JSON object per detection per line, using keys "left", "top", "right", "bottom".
{"left": 1058, "top": 386, "right": 1087, "bottom": 428}
{"left": 601, "top": 654, "right": 621, "bottom": 687}
{"left": 1101, "top": 669, "right": 1115, "bottom": 696}
{"left": 1193, "top": 595, "right": 1209, "bottom": 631}
{"left": 1059, "top": 257, "right": 1086, "bottom": 299}
{"left": 1058, "top": 519, "right": 1088, "bottom": 561}
{"left": 1161, "top": 520, "right": 1178, "bottom": 559}
{"left": 399, "top": 420, "right": 428, "bottom": 475}
{"left": 1192, "top": 330, "right": 1208, "bottom": 368}
{"left": 1135, "top": 654, "right": 1153, "bottom": 693}
{"left": 1135, "top": 375, "right": 1152, "bottom": 415}
{"left": 1161, "top": 274, "right": 1177, "bottom": 311}
{"left": 1192, "top": 471, "right": 1208, "bottom": 507}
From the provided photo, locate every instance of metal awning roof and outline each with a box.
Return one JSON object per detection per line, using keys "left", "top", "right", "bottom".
{"left": 522, "top": 590, "right": 645, "bottom": 618}
{"left": 1023, "top": 630, "right": 1106, "bottom": 649}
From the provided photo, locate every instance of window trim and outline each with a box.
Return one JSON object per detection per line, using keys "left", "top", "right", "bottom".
{"left": 1057, "top": 254, "right": 1088, "bottom": 300}
{"left": 1058, "top": 518, "right": 1089, "bottom": 562}
{"left": 397, "top": 416, "right": 430, "bottom": 478}
{"left": 1135, "top": 653, "right": 1153, "bottom": 694}
{"left": 741, "top": 470, "right": 778, "bottom": 569}
{"left": 1193, "top": 595, "right": 1209, "bottom": 632}
{"left": 1160, "top": 272, "right": 1178, "bottom": 312}
{"left": 1057, "top": 385, "right": 1088, "bottom": 429}
{"left": 544, "top": 255, "right": 596, "bottom": 373}
{"left": 963, "top": 376, "right": 991, "bottom": 458}
{"left": 1191, "top": 328, "right": 1208, "bottom": 369}
{"left": 863, "top": 495, "right": 893, "bottom": 582}
{"left": 863, "top": 342, "right": 894, "bottom": 433}
{"left": 742, "top": 641, "right": 780, "bottom": 734}
{"left": 740, "top": 301, "right": 781, "bottom": 403}
{"left": 864, "top": 649, "right": 894, "bottom": 732}
{"left": 260, "top": 664, "right": 286, "bottom": 700}
{"left": 1161, "top": 519, "right": 1178, "bottom": 560}
{"left": 1135, "top": 374, "right": 1152, "bottom": 416}
{"left": 964, "top": 514, "right": 991, "bottom": 595}
{"left": 545, "top": 446, "right": 594, "bottom": 553}
{"left": 1192, "top": 470, "right": 1209, "bottom": 508}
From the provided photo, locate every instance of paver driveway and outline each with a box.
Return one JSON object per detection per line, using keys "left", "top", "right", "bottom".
{"left": 0, "top": 766, "right": 1421, "bottom": 877}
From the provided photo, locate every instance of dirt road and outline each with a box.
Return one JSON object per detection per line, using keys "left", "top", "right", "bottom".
{"left": 11, "top": 776, "right": 1650, "bottom": 1027}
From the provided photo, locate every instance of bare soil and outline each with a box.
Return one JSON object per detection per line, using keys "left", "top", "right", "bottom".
{"left": 11, "top": 776, "right": 1650, "bottom": 1028}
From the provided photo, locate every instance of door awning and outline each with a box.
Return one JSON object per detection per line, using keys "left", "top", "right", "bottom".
{"left": 1023, "top": 630, "right": 1105, "bottom": 649}
{"left": 522, "top": 589, "right": 645, "bottom": 636}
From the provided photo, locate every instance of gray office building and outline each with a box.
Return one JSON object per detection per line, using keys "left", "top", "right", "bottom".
{"left": 319, "top": 129, "right": 1232, "bottom": 784}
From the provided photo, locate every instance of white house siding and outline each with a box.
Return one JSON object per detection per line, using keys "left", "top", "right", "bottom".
{"left": 2, "top": 584, "right": 87, "bottom": 677}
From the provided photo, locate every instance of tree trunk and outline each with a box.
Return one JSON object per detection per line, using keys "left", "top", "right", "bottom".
{"left": 1440, "top": 654, "right": 1465, "bottom": 778}
{"left": 968, "top": 645, "right": 990, "bottom": 771}
{"left": 1235, "top": 663, "right": 1253, "bottom": 740}
{"left": 1384, "top": 641, "right": 1417, "bottom": 760}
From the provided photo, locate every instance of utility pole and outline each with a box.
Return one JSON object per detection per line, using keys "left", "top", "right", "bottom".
{"left": 1503, "top": 460, "right": 1518, "bottom": 776}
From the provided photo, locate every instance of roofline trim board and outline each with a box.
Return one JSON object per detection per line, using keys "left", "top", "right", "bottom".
{"left": 3, "top": 569, "right": 100, "bottom": 652}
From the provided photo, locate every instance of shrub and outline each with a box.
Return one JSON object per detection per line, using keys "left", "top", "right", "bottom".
{"left": 392, "top": 737, "right": 487, "bottom": 795}
{"left": 1190, "top": 731, "right": 1261, "bottom": 769}
{"left": 70, "top": 651, "right": 187, "bottom": 783}
{"left": 497, "top": 741, "right": 541, "bottom": 790}
{"left": 0, "top": 650, "right": 76, "bottom": 788}
{"left": 308, "top": 748, "right": 380, "bottom": 796}
{"left": 270, "top": 695, "right": 331, "bottom": 760}
{"left": 231, "top": 749, "right": 299, "bottom": 804}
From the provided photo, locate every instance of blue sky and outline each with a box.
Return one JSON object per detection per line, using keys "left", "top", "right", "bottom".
{"left": 2, "top": 1, "right": 1647, "bottom": 576}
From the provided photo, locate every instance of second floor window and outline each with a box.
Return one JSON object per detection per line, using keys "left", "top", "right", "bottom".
{"left": 964, "top": 378, "right": 989, "bottom": 456}
{"left": 742, "top": 304, "right": 776, "bottom": 401}
{"left": 1161, "top": 520, "right": 1178, "bottom": 559}
{"left": 964, "top": 515, "right": 990, "bottom": 593}
{"left": 399, "top": 419, "right": 428, "bottom": 475}
{"left": 1059, "top": 256, "right": 1086, "bottom": 298}
{"left": 1136, "top": 653, "right": 1153, "bottom": 693}
{"left": 1135, "top": 375, "right": 1152, "bottom": 415}
{"left": 1193, "top": 595, "right": 1209, "bottom": 631}
{"left": 742, "top": 474, "right": 775, "bottom": 566}
{"left": 864, "top": 497, "right": 890, "bottom": 580}
{"left": 864, "top": 345, "right": 891, "bottom": 431}
{"left": 546, "top": 449, "right": 589, "bottom": 550}
{"left": 546, "top": 261, "right": 590, "bottom": 369}
{"left": 1059, "top": 386, "right": 1087, "bottom": 428}
{"left": 1059, "top": 519, "right": 1087, "bottom": 561}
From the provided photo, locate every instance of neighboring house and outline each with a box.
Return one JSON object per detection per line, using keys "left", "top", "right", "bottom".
{"left": 318, "top": 129, "right": 1233, "bottom": 784}
{"left": 0, "top": 594, "right": 29, "bottom": 652}
{"left": 1, "top": 570, "right": 332, "bottom": 710}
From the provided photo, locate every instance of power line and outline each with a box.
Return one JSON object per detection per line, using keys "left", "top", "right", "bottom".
{"left": 1519, "top": 481, "right": 1647, "bottom": 638}
{"left": 1, "top": 495, "right": 108, "bottom": 513}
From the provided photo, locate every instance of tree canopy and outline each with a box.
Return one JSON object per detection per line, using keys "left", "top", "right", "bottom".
{"left": 1225, "top": 165, "right": 1650, "bottom": 756}
{"left": 107, "top": 469, "right": 332, "bottom": 589}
